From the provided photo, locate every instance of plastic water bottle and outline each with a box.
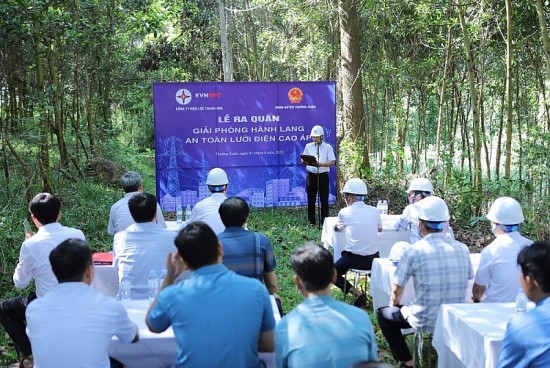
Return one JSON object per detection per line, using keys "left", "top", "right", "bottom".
{"left": 159, "top": 268, "right": 167, "bottom": 286}
{"left": 377, "top": 200, "right": 383, "bottom": 214}
{"left": 515, "top": 288, "right": 527, "bottom": 313}
{"left": 176, "top": 205, "right": 183, "bottom": 224}
{"left": 185, "top": 205, "right": 192, "bottom": 221}
{"left": 148, "top": 270, "right": 159, "bottom": 302}
{"left": 381, "top": 200, "right": 388, "bottom": 215}
{"left": 119, "top": 272, "right": 132, "bottom": 307}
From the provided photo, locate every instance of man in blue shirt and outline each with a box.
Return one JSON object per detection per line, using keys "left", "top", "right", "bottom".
{"left": 218, "top": 197, "right": 278, "bottom": 293}
{"left": 275, "top": 242, "right": 377, "bottom": 368}
{"left": 497, "top": 240, "right": 550, "bottom": 368}
{"left": 146, "top": 222, "right": 275, "bottom": 368}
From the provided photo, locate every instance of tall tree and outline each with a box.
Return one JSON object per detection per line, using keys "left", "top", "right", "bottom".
{"left": 339, "top": 0, "right": 367, "bottom": 176}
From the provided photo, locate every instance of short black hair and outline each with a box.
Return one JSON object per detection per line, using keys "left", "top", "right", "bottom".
{"left": 219, "top": 197, "right": 249, "bottom": 227}
{"left": 128, "top": 192, "right": 157, "bottom": 223}
{"left": 49, "top": 239, "right": 92, "bottom": 283}
{"left": 28, "top": 193, "right": 61, "bottom": 225}
{"left": 518, "top": 241, "right": 550, "bottom": 293}
{"left": 175, "top": 222, "right": 219, "bottom": 270}
{"left": 291, "top": 242, "right": 334, "bottom": 292}
{"left": 121, "top": 171, "right": 142, "bottom": 193}
{"left": 419, "top": 220, "right": 444, "bottom": 233}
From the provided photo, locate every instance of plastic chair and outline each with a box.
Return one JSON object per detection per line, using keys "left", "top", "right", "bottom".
{"left": 344, "top": 268, "right": 371, "bottom": 303}
{"left": 412, "top": 329, "right": 433, "bottom": 368}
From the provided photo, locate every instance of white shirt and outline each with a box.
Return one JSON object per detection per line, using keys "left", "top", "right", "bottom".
{"left": 108, "top": 191, "right": 167, "bottom": 235}
{"left": 395, "top": 202, "right": 454, "bottom": 243}
{"left": 475, "top": 231, "right": 533, "bottom": 302}
{"left": 114, "top": 222, "right": 177, "bottom": 299}
{"left": 183, "top": 193, "right": 227, "bottom": 234}
{"left": 26, "top": 282, "right": 137, "bottom": 368}
{"left": 302, "top": 141, "right": 336, "bottom": 174}
{"left": 336, "top": 201, "right": 382, "bottom": 256}
{"left": 14, "top": 223, "right": 85, "bottom": 297}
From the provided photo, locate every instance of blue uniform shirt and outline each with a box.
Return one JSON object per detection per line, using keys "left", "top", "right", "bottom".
{"left": 275, "top": 295, "right": 377, "bottom": 368}
{"left": 148, "top": 264, "right": 275, "bottom": 368}
{"left": 497, "top": 296, "right": 550, "bottom": 368}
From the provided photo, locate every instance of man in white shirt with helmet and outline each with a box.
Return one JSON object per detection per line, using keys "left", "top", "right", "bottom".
{"left": 184, "top": 168, "right": 228, "bottom": 235}
{"left": 472, "top": 197, "right": 533, "bottom": 303}
{"left": 333, "top": 178, "right": 382, "bottom": 307}
{"left": 301, "top": 125, "right": 335, "bottom": 228}
{"left": 395, "top": 178, "right": 453, "bottom": 244}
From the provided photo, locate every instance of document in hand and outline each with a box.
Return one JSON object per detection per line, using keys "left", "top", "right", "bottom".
{"left": 300, "top": 154, "right": 318, "bottom": 166}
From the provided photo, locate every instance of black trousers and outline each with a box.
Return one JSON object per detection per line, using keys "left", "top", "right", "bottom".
{"left": 334, "top": 251, "right": 379, "bottom": 294}
{"left": 0, "top": 293, "right": 37, "bottom": 358}
{"left": 377, "top": 306, "right": 414, "bottom": 363}
{"left": 306, "top": 172, "right": 329, "bottom": 226}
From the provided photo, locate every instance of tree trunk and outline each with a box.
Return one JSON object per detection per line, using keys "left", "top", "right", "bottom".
{"left": 504, "top": 0, "right": 513, "bottom": 178}
{"left": 47, "top": 39, "right": 69, "bottom": 170}
{"left": 435, "top": 21, "right": 453, "bottom": 170}
{"left": 339, "top": 0, "right": 367, "bottom": 174}
{"left": 534, "top": 0, "right": 550, "bottom": 78}
{"left": 458, "top": 4, "right": 482, "bottom": 197}
{"left": 219, "top": 0, "right": 233, "bottom": 82}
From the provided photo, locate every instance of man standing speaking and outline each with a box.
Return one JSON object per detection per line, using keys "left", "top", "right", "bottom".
{"left": 301, "top": 125, "right": 335, "bottom": 228}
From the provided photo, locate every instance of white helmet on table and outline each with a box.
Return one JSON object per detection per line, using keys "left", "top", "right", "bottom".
{"left": 310, "top": 125, "right": 324, "bottom": 137}
{"left": 417, "top": 196, "right": 450, "bottom": 222}
{"left": 406, "top": 178, "right": 434, "bottom": 193}
{"left": 486, "top": 197, "right": 524, "bottom": 225}
{"left": 206, "top": 168, "right": 228, "bottom": 186}
{"left": 341, "top": 178, "right": 368, "bottom": 195}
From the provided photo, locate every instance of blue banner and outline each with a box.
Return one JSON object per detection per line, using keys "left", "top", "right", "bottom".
{"left": 153, "top": 81, "right": 337, "bottom": 210}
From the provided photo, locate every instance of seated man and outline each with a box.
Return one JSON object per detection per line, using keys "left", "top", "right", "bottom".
{"left": 472, "top": 197, "right": 533, "bottom": 302}
{"left": 0, "top": 193, "right": 86, "bottom": 366}
{"left": 333, "top": 178, "right": 382, "bottom": 307}
{"left": 378, "top": 196, "right": 473, "bottom": 368}
{"left": 275, "top": 242, "right": 377, "bottom": 368}
{"left": 395, "top": 178, "right": 453, "bottom": 243}
{"left": 114, "top": 192, "right": 177, "bottom": 299}
{"left": 218, "top": 197, "right": 278, "bottom": 294}
{"left": 26, "top": 238, "right": 138, "bottom": 367}
{"left": 146, "top": 222, "right": 275, "bottom": 367}
{"left": 497, "top": 241, "right": 550, "bottom": 367}
{"left": 183, "top": 167, "right": 228, "bottom": 234}
{"left": 108, "top": 171, "right": 166, "bottom": 235}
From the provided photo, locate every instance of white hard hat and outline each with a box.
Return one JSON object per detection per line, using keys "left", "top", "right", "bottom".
{"left": 486, "top": 197, "right": 524, "bottom": 225}
{"left": 341, "top": 178, "right": 368, "bottom": 195}
{"left": 310, "top": 125, "right": 324, "bottom": 137}
{"left": 417, "top": 196, "right": 450, "bottom": 222}
{"left": 406, "top": 178, "right": 434, "bottom": 193}
{"left": 206, "top": 168, "right": 228, "bottom": 186}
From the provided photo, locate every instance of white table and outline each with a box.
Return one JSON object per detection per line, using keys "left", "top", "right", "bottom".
{"left": 370, "top": 254, "right": 481, "bottom": 311}
{"left": 110, "top": 297, "right": 281, "bottom": 368}
{"left": 92, "top": 265, "right": 119, "bottom": 297}
{"left": 321, "top": 215, "right": 410, "bottom": 262}
{"left": 165, "top": 221, "right": 181, "bottom": 232}
{"left": 432, "top": 302, "right": 535, "bottom": 368}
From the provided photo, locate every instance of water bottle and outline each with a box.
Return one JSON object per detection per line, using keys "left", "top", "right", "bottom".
{"left": 381, "top": 200, "right": 388, "bottom": 215}
{"left": 185, "top": 205, "right": 192, "bottom": 221}
{"left": 176, "top": 205, "right": 183, "bottom": 224}
{"left": 148, "top": 270, "right": 159, "bottom": 302}
{"left": 515, "top": 288, "right": 527, "bottom": 313}
{"left": 119, "top": 272, "right": 132, "bottom": 307}
{"left": 377, "top": 200, "right": 383, "bottom": 215}
{"left": 159, "top": 268, "right": 167, "bottom": 286}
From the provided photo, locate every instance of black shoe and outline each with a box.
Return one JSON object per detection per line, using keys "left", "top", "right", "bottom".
{"left": 353, "top": 294, "right": 367, "bottom": 308}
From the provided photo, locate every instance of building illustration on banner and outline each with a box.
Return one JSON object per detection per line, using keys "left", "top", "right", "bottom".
{"left": 157, "top": 134, "right": 335, "bottom": 211}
